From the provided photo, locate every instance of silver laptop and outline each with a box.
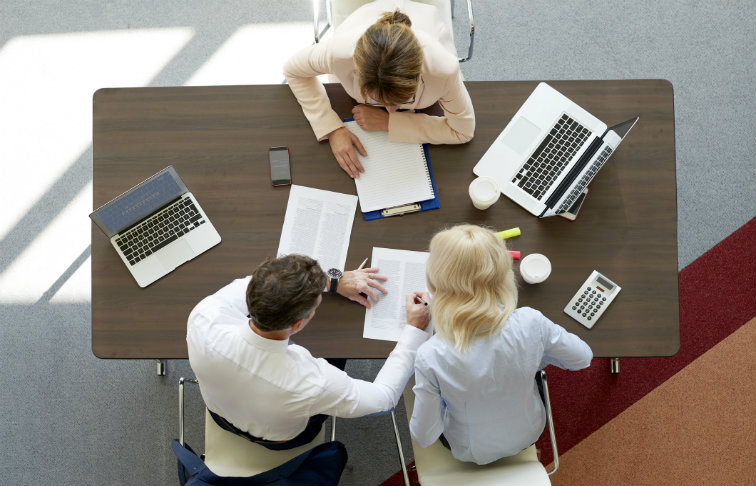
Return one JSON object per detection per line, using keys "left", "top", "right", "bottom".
{"left": 473, "top": 82, "right": 638, "bottom": 218}
{"left": 89, "top": 166, "right": 221, "bottom": 287}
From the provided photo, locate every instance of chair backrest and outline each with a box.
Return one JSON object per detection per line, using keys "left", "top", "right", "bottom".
{"left": 202, "top": 409, "right": 327, "bottom": 477}
{"left": 328, "top": 0, "right": 453, "bottom": 37}
{"left": 176, "top": 377, "right": 344, "bottom": 485}
{"left": 314, "top": 0, "right": 474, "bottom": 62}
{"left": 401, "top": 375, "right": 552, "bottom": 486}
{"left": 173, "top": 439, "right": 348, "bottom": 486}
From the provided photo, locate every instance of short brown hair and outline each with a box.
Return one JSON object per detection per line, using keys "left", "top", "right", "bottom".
{"left": 353, "top": 9, "right": 423, "bottom": 106}
{"left": 246, "top": 255, "right": 327, "bottom": 331}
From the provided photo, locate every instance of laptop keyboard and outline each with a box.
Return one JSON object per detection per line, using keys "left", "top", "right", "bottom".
{"left": 512, "top": 114, "right": 590, "bottom": 200}
{"left": 115, "top": 197, "right": 206, "bottom": 266}
{"left": 557, "top": 145, "right": 613, "bottom": 213}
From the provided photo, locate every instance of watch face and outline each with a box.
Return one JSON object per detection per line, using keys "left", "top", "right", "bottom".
{"left": 327, "top": 268, "right": 342, "bottom": 279}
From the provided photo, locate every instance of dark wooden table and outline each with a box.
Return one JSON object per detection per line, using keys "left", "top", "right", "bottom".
{"left": 92, "top": 80, "right": 678, "bottom": 360}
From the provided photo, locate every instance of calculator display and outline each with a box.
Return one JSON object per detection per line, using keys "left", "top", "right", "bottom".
{"left": 596, "top": 276, "right": 614, "bottom": 290}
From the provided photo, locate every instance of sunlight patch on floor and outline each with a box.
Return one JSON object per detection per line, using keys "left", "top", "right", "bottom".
{"left": 0, "top": 27, "right": 194, "bottom": 241}
{"left": 185, "top": 22, "right": 311, "bottom": 86}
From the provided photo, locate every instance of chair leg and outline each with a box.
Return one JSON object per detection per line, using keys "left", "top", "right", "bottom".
{"left": 539, "top": 370, "right": 559, "bottom": 476}
{"left": 178, "top": 377, "right": 199, "bottom": 447}
{"left": 458, "top": 0, "right": 475, "bottom": 62}
{"left": 390, "top": 409, "right": 410, "bottom": 486}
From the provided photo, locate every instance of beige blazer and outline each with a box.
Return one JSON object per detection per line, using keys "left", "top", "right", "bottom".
{"left": 283, "top": 0, "right": 475, "bottom": 145}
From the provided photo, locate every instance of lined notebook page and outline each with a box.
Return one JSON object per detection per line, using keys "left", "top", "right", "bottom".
{"left": 346, "top": 121, "right": 434, "bottom": 213}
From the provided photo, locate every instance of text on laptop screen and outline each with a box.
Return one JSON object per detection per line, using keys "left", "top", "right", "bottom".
{"left": 98, "top": 171, "right": 182, "bottom": 234}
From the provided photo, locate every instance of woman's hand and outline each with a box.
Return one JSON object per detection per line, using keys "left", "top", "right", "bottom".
{"left": 328, "top": 127, "right": 367, "bottom": 178}
{"left": 405, "top": 292, "right": 431, "bottom": 331}
{"left": 352, "top": 104, "right": 390, "bottom": 131}
{"left": 337, "top": 267, "right": 388, "bottom": 308}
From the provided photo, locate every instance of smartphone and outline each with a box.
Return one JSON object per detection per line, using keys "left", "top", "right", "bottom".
{"left": 269, "top": 146, "right": 292, "bottom": 186}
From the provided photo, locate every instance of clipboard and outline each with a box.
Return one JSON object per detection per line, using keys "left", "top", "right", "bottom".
{"left": 362, "top": 143, "right": 439, "bottom": 220}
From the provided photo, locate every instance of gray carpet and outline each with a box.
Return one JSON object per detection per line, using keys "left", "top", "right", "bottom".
{"left": 0, "top": 0, "right": 754, "bottom": 484}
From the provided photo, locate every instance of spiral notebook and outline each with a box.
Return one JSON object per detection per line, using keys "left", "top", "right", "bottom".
{"left": 345, "top": 120, "right": 437, "bottom": 218}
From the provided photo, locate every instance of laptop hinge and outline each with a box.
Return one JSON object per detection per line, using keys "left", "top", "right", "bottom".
{"left": 544, "top": 137, "right": 604, "bottom": 210}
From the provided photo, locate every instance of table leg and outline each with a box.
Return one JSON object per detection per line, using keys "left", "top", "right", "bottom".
{"left": 156, "top": 359, "right": 166, "bottom": 376}
{"left": 610, "top": 358, "right": 620, "bottom": 374}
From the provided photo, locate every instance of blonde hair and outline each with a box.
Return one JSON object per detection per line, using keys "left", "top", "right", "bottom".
{"left": 426, "top": 225, "right": 518, "bottom": 352}
{"left": 353, "top": 9, "right": 423, "bottom": 106}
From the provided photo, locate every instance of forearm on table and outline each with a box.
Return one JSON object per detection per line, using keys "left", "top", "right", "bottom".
{"left": 388, "top": 111, "right": 475, "bottom": 144}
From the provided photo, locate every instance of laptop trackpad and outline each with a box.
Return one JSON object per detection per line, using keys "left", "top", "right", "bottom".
{"left": 158, "top": 240, "right": 194, "bottom": 270}
{"left": 501, "top": 116, "right": 541, "bottom": 156}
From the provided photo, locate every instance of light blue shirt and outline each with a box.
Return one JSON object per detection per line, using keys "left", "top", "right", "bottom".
{"left": 410, "top": 307, "right": 592, "bottom": 465}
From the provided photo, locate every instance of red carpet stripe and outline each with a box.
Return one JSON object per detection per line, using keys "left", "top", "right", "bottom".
{"left": 536, "top": 216, "right": 756, "bottom": 464}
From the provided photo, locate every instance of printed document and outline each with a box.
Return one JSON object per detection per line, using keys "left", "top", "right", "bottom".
{"left": 345, "top": 121, "right": 434, "bottom": 213}
{"left": 277, "top": 185, "right": 357, "bottom": 273}
{"left": 364, "top": 247, "right": 431, "bottom": 341}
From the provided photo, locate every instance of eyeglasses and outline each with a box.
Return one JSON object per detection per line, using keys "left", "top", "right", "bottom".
{"left": 365, "top": 93, "right": 416, "bottom": 108}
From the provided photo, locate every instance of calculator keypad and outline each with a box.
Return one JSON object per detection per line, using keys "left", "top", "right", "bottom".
{"left": 570, "top": 286, "right": 609, "bottom": 322}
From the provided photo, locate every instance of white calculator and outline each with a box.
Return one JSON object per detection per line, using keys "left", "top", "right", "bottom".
{"left": 563, "top": 270, "right": 621, "bottom": 329}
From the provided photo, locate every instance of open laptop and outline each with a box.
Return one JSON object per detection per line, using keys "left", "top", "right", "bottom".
{"left": 473, "top": 82, "right": 638, "bottom": 218}
{"left": 89, "top": 166, "right": 221, "bottom": 287}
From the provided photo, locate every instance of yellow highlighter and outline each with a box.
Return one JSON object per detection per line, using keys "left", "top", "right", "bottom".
{"left": 495, "top": 227, "right": 521, "bottom": 239}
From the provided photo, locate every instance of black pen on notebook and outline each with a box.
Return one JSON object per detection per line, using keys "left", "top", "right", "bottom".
{"left": 414, "top": 295, "right": 429, "bottom": 306}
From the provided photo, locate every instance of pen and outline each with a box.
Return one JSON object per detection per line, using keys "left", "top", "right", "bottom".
{"left": 358, "top": 257, "right": 369, "bottom": 299}
{"left": 414, "top": 295, "right": 429, "bottom": 306}
{"left": 357, "top": 257, "right": 368, "bottom": 270}
{"left": 495, "top": 227, "right": 521, "bottom": 239}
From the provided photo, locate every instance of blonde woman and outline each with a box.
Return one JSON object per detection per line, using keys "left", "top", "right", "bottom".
{"left": 283, "top": 0, "right": 475, "bottom": 179}
{"left": 409, "top": 225, "right": 593, "bottom": 465}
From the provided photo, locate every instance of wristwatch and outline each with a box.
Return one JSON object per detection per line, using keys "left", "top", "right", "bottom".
{"left": 327, "top": 268, "right": 343, "bottom": 294}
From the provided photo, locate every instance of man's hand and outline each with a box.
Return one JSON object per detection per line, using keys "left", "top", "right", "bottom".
{"left": 328, "top": 127, "right": 367, "bottom": 179}
{"left": 336, "top": 267, "right": 388, "bottom": 308}
{"left": 405, "top": 292, "right": 431, "bottom": 331}
{"left": 352, "top": 104, "right": 390, "bottom": 131}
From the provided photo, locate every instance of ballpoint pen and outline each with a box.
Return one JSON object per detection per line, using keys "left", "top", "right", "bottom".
{"left": 414, "top": 295, "right": 429, "bottom": 306}
{"left": 358, "top": 257, "right": 369, "bottom": 298}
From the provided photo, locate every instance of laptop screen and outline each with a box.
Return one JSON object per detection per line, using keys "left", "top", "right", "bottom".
{"left": 90, "top": 166, "right": 187, "bottom": 237}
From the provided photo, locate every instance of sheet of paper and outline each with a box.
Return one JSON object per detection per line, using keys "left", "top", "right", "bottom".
{"left": 345, "top": 121, "right": 434, "bottom": 213}
{"left": 277, "top": 185, "right": 357, "bottom": 273}
{"left": 364, "top": 247, "right": 431, "bottom": 341}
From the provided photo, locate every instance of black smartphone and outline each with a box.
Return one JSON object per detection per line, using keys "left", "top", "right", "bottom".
{"left": 269, "top": 146, "right": 292, "bottom": 186}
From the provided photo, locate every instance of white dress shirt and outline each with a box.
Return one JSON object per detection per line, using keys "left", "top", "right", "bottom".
{"left": 410, "top": 307, "right": 593, "bottom": 465}
{"left": 187, "top": 276, "right": 429, "bottom": 441}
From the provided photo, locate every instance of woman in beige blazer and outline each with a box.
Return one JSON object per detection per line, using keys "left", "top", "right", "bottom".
{"left": 284, "top": 0, "right": 475, "bottom": 178}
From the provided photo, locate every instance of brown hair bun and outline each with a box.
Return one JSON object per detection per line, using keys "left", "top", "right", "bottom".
{"left": 377, "top": 9, "right": 412, "bottom": 27}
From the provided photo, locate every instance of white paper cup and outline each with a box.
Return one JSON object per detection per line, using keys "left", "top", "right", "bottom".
{"left": 520, "top": 253, "right": 552, "bottom": 284}
{"left": 468, "top": 177, "right": 500, "bottom": 210}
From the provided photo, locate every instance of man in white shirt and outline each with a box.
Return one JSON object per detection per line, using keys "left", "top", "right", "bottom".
{"left": 187, "top": 254, "right": 431, "bottom": 449}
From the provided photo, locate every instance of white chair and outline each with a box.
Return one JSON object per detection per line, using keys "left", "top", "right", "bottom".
{"left": 312, "top": 0, "right": 475, "bottom": 62}
{"left": 395, "top": 370, "right": 558, "bottom": 486}
{"left": 178, "top": 377, "right": 332, "bottom": 477}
